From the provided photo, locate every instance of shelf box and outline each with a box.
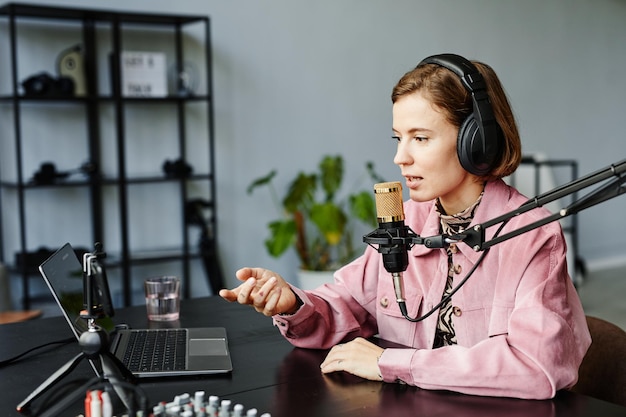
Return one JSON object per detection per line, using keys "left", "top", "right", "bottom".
{"left": 120, "top": 51, "right": 167, "bottom": 97}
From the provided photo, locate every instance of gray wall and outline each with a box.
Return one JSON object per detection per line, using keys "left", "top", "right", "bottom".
{"left": 4, "top": 0, "right": 626, "bottom": 299}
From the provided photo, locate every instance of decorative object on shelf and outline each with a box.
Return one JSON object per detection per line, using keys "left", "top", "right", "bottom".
{"left": 247, "top": 155, "right": 384, "bottom": 272}
{"left": 120, "top": 51, "right": 167, "bottom": 97}
{"left": 163, "top": 158, "right": 194, "bottom": 179}
{"left": 20, "top": 44, "right": 85, "bottom": 97}
{"left": 57, "top": 44, "right": 86, "bottom": 96}
{"left": 21, "top": 72, "right": 74, "bottom": 97}
{"left": 168, "top": 61, "right": 198, "bottom": 97}
{"left": 30, "top": 160, "right": 98, "bottom": 185}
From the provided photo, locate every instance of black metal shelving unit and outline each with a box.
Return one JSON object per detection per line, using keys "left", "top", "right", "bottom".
{"left": 0, "top": 3, "right": 223, "bottom": 308}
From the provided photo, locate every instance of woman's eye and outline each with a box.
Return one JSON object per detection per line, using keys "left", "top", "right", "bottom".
{"left": 391, "top": 135, "right": 428, "bottom": 142}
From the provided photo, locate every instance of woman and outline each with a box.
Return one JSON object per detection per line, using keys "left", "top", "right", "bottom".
{"left": 219, "top": 53, "right": 591, "bottom": 399}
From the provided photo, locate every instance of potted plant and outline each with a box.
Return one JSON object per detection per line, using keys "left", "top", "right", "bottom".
{"left": 247, "top": 155, "right": 383, "bottom": 285}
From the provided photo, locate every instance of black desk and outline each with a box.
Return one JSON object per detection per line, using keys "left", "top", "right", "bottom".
{"left": 1, "top": 296, "right": 624, "bottom": 417}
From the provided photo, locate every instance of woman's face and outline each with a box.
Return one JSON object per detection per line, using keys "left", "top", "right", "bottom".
{"left": 392, "top": 91, "right": 482, "bottom": 214}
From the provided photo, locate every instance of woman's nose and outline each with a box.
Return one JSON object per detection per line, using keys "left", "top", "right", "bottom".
{"left": 393, "top": 140, "right": 412, "bottom": 167}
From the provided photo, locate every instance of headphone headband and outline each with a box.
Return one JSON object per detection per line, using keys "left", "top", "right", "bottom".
{"left": 419, "top": 53, "right": 486, "bottom": 91}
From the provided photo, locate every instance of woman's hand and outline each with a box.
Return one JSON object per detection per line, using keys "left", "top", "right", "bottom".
{"left": 320, "top": 337, "right": 384, "bottom": 382}
{"left": 219, "top": 267, "right": 298, "bottom": 316}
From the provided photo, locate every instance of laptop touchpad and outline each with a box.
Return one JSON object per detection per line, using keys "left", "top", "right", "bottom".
{"left": 189, "top": 338, "right": 228, "bottom": 356}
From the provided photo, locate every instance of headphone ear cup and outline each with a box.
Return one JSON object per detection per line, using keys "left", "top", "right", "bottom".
{"left": 457, "top": 116, "right": 484, "bottom": 176}
{"left": 457, "top": 115, "right": 502, "bottom": 176}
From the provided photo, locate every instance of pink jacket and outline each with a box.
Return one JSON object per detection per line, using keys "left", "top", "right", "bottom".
{"left": 273, "top": 179, "right": 591, "bottom": 400}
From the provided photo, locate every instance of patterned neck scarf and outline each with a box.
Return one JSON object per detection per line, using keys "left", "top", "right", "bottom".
{"left": 436, "top": 191, "right": 484, "bottom": 235}
{"left": 432, "top": 190, "right": 484, "bottom": 348}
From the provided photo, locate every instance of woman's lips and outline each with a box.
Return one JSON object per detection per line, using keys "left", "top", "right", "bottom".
{"left": 404, "top": 176, "right": 423, "bottom": 189}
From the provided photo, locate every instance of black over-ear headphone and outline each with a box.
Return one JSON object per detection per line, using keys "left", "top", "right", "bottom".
{"left": 418, "top": 53, "right": 504, "bottom": 176}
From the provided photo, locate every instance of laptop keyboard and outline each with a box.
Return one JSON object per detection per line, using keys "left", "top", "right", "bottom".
{"left": 122, "top": 329, "right": 187, "bottom": 373}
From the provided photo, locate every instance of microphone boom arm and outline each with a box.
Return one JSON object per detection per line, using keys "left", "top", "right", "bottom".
{"left": 458, "top": 158, "right": 626, "bottom": 251}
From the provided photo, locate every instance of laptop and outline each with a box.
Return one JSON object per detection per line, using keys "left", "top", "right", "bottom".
{"left": 39, "top": 242, "right": 233, "bottom": 378}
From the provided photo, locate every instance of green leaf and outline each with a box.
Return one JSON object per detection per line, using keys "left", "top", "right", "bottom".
{"left": 319, "top": 155, "right": 343, "bottom": 202}
{"left": 265, "top": 219, "right": 297, "bottom": 257}
{"left": 247, "top": 170, "right": 277, "bottom": 194}
{"left": 349, "top": 191, "right": 378, "bottom": 228}
{"left": 366, "top": 161, "right": 385, "bottom": 183}
{"left": 283, "top": 173, "right": 316, "bottom": 213}
{"left": 310, "top": 203, "right": 347, "bottom": 245}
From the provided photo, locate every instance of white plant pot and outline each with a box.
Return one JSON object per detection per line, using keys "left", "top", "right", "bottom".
{"left": 297, "top": 269, "right": 335, "bottom": 291}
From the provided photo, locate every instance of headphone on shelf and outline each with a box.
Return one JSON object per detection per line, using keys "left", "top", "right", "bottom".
{"left": 417, "top": 53, "right": 504, "bottom": 176}
{"left": 31, "top": 161, "right": 98, "bottom": 185}
{"left": 162, "top": 158, "right": 193, "bottom": 179}
{"left": 21, "top": 72, "right": 75, "bottom": 97}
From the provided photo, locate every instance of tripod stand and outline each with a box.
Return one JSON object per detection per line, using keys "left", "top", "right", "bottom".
{"left": 16, "top": 244, "right": 138, "bottom": 416}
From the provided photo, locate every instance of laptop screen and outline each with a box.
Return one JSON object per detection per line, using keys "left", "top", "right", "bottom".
{"left": 39, "top": 243, "right": 115, "bottom": 336}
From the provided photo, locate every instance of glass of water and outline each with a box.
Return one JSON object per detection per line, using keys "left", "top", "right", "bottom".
{"left": 144, "top": 276, "right": 180, "bottom": 321}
